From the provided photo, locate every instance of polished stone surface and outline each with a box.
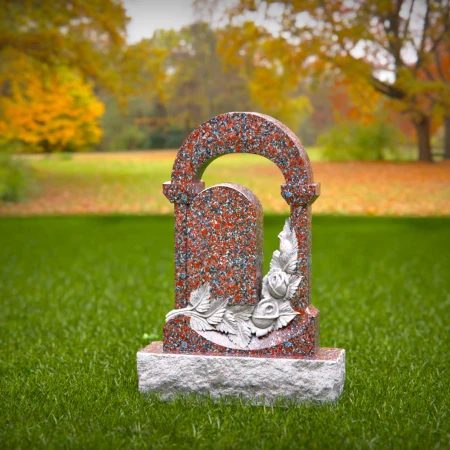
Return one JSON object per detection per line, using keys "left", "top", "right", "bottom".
{"left": 162, "top": 112, "right": 322, "bottom": 357}
{"left": 137, "top": 112, "right": 345, "bottom": 403}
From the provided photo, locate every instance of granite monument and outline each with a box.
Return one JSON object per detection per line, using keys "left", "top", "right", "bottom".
{"left": 137, "top": 112, "right": 345, "bottom": 404}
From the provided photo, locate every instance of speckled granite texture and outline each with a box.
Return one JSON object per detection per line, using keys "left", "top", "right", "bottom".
{"left": 160, "top": 112, "right": 327, "bottom": 358}
{"left": 163, "top": 308, "right": 319, "bottom": 358}
{"left": 163, "top": 112, "right": 319, "bottom": 314}
{"left": 138, "top": 112, "right": 345, "bottom": 402}
{"left": 137, "top": 342, "right": 346, "bottom": 405}
{"left": 186, "top": 182, "right": 263, "bottom": 307}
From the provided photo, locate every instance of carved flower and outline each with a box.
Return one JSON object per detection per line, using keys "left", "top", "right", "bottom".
{"left": 267, "top": 269, "right": 290, "bottom": 299}
{"left": 251, "top": 298, "right": 279, "bottom": 329}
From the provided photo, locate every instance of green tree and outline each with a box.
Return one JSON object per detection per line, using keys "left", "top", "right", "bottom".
{"left": 163, "top": 23, "right": 254, "bottom": 132}
{"left": 115, "top": 23, "right": 254, "bottom": 142}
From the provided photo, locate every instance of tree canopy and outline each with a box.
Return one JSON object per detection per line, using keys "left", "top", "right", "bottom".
{"left": 2, "top": 0, "right": 449, "bottom": 159}
{"left": 0, "top": 0, "right": 129, "bottom": 152}
{"left": 208, "top": 0, "right": 450, "bottom": 160}
{"left": 0, "top": 60, "right": 104, "bottom": 153}
{"left": 0, "top": 0, "right": 128, "bottom": 93}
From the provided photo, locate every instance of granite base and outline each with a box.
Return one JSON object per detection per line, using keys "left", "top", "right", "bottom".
{"left": 137, "top": 342, "right": 345, "bottom": 405}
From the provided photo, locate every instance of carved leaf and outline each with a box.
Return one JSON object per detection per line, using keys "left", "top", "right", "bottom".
{"left": 189, "top": 283, "right": 211, "bottom": 313}
{"left": 279, "top": 252, "right": 298, "bottom": 274}
{"left": 274, "top": 302, "right": 299, "bottom": 330}
{"left": 248, "top": 321, "right": 274, "bottom": 337}
{"left": 270, "top": 250, "right": 297, "bottom": 274}
{"left": 229, "top": 305, "right": 254, "bottom": 321}
{"left": 269, "top": 250, "right": 282, "bottom": 270}
{"left": 216, "top": 310, "right": 237, "bottom": 334}
{"left": 206, "top": 299, "right": 228, "bottom": 325}
{"left": 278, "top": 218, "right": 298, "bottom": 255}
{"left": 261, "top": 277, "right": 270, "bottom": 299}
{"left": 285, "top": 275, "right": 302, "bottom": 300}
{"left": 228, "top": 320, "right": 252, "bottom": 348}
{"left": 190, "top": 315, "right": 214, "bottom": 331}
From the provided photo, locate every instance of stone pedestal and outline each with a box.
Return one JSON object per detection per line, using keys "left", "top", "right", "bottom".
{"left": 137, "top": 342, "right": 345, "bottom": 405}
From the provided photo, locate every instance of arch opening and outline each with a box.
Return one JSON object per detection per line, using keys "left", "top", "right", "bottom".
{"left": 169, "top": 112, "right": 314, "bottom": 186}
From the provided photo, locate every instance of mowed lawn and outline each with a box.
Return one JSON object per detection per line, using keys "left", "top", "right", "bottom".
{"left": 1, "top": 151, "right": 449, "bottom": 216}
{"left": 1, "top": 215, "right": 449, "bottom": 449}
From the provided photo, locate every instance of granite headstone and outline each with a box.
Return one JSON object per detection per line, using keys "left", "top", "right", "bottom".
{"left": 137, "top": 112, "right": 345, "bottom": 404}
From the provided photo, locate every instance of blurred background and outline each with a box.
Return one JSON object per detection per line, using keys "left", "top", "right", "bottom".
{"left": 0, "top": 0, "right": 449, "bottom": 215}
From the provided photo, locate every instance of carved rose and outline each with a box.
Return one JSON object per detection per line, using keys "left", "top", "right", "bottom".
{"left": 251, "top": 298, "right": 279, "bottom": 329}
{"left": 267, "top": 269, "right": 290, "bottom": 299}
{"left": 166, "top": 218, "right": 300, "bottom": 348}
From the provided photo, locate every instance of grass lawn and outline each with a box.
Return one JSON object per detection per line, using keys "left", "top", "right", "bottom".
{"left": 1, "top": 152, "right": 449, "bottom": 216}
{"left": 1, "top": 215, "right": 449, "bottom": 449}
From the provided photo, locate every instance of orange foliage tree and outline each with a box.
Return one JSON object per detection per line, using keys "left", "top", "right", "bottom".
{"left": 217, "top": 21, "right": 312, "bottom": 132}
{"left": 0, "top": 61, "right": 104, "bottom": 153}
{"left": 0, "top": 0, "right": 128, "bottom": 96}
{"left": 329, "top": 75, "right": 423, "bottom": 141}
{"left": 204, "top": 0, "right": 450, "bottom": 161}
{"left": 0, "top": 0, "right": 129, "bottom": 153}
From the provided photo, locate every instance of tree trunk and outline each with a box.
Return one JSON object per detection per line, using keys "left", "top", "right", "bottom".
{"left": 444, "top": 115, "right": 450, "bottom": 160}
{"left": 413, "top": 116, "right": 433, "bottom": 162}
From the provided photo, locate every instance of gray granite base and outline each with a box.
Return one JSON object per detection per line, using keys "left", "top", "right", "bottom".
{"left": 137, "top": 342, "right": 345, "bottom": 405}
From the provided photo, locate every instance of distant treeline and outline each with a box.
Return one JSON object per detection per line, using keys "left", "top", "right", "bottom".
{"left": 1, "top": 1, "right": 449, "bottom": 162}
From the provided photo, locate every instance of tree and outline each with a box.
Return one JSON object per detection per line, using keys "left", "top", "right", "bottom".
{"left": 0, "top": 0, "right": 130, "bottom": 153}
{"left": 203, "top": 0, "right": 450, "bottom": 161}
{"left": 161, "top": 23, "right": 255, "bottom": 132}
{"left": 97, "top": 23, "right": 256, "bottom": 150}
{"left": 0, "top": 62, "right": 104, "bottom": 153}
{"left": 418, "top": 39, "right": 450, "bottom": 158}
{"left": 328, "top": 74, "right": 423, "bottom": 145}
{"left": 101, "top": 20, "right": 312, "bottom": 151}
{"left": 124, "top": 23, "right": 253, "bottom": 136}
{"left": 0, "top": 0, "right": 129, "bottom": 95}
{"left": 217, "top": 21, "right": 312, "bottom": 132}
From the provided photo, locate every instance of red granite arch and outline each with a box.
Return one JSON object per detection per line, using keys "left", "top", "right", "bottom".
{"left": 170, "top": 112, "right": 313, "bottom": 185}
{"left": 162, "top": 112, "right": 321, "bottom": 357}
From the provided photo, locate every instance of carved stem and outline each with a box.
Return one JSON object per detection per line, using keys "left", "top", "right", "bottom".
{"left": 165, "top": 306, "right": 194, "bottom": 322}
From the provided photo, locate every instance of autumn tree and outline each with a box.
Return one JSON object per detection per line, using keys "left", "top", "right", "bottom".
{"left": 0, "top": 0, "right": 128, "bottom": 95}
{"left": 0, "top": 60, "right": 104, "bottom": 153}
{"left": 0, "top": 0, "right": 130, "bottom": 153}
{"left": 419, "top": 39, "right": 450, "bottom": 158}
{"left": 122, "top": 21, "right": 311, "bottom": 145}
{"left": 217, "top": 21, "right": 312, "bottom": 132}
{"left": 201, "top": 0, "right": 450, "bottom": 161}
{"left": 329, "top": 74, "right": 420, "bottom": 141}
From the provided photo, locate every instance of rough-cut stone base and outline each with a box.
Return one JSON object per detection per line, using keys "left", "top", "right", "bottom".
{"left": 137, "top": 342, "right": 345, "bottom": 405}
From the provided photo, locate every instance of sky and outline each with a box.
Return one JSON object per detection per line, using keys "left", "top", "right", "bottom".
{"left": 123, "top": 0, "right": 280, "bottom": 43}
{"left": 123, "top": 0, "right": 197, "bottom": 43}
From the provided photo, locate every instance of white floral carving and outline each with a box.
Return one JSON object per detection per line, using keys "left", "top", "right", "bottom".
{"left": 165, "top": 218, "right": 303, "bottom": 348}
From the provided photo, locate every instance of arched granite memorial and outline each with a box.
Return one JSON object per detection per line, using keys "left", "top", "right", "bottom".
{"left": 137, "top": 112, "right": 345, "bottom": 404}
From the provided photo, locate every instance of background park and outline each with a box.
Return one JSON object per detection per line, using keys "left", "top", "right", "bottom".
{"left": 1, "top": 0, "right": 449, "bottom": 449}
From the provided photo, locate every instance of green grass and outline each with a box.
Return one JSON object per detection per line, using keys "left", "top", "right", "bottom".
{"left": 21, "top": 153, "right": 290, "bottom": 214}
{"left": 1, "top": 215, "right": 449, "bottom": 449}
